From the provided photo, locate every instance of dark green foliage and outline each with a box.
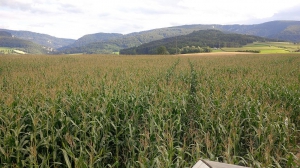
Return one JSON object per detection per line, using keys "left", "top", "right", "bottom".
{"left": 120, "top": 29, "right": 271, "bottom": 55}
{"left": 0, "top": 36, "right": 48, "bottom": 54}
{"left": 60, "top": 20, "right": 300, "bottom": 54}
{"left": 157, "top": 46, "right": 169, "bottom": 55}
{"left": 57, "top": 26, "right": 213, "bottom": 54}
{"left": 270, "top": 22, "right": 300, "bottom": 42}
{"left": 56, "top": 42, "right": 121, "bottom": 54}
{"left": 180, "top": 46, "right": 212, "bottom": 54}
{"left": 0, "top": 31, "right": 12, "bottom": 37}
{"left": 236, "top": 50, "right": 261, "bottom": 53}
{"left": 66, "top": 33, "right": 123, "bottom": 48}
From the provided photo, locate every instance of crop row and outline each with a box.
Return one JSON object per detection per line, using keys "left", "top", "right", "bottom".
{"left": 0, "top": 54, "right": 299, "bottom": 167}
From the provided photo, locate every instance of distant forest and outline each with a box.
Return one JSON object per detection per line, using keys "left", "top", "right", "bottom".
{"left": 0, "top": 31, "right": 48, "bottom": 54}
{"left": 120, "top": 29, "right": 274, "bottom": 55}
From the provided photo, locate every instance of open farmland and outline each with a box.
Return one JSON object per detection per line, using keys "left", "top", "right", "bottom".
{"left": 0, "top": 47, "right": 27, "bottom": 55}
{"left": 0, "top": 47, "right": 15, "bottom": 54}
{"left": 0, "top": 54, "right": 299, "bottom": 167}
{"left": 221, "top": 42, "right": 300, "bottom": 54}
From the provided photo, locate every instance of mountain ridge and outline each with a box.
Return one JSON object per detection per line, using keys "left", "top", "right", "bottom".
{"left": 57, "top": 20, "right": 300, "bottom": 54}
{"left": 64, "top": 33, "right": 123, "bottom": 49}
{"left": 0, "top": 29, "right": 75, "bottom": 50}
{"left": 2, "top": 20, "right": 300, "bottom": 54}
{"left": 0, "top": 31, "right": 48, "bottom": 54}
{"left": 120, "top": 29, "right": 275, "bottom": 55}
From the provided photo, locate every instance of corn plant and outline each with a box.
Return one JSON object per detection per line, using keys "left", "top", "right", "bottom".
{"left": 0, "top": 54, "right": 299, "bottom": 167}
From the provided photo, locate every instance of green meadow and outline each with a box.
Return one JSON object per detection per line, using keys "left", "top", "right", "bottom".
{"left": 0, "top": 47, "right": 14, "bottom": 54}
{"left": 0, "top": 48, "right": 26, "bottom": 55}
{"left": 221, "top": 42, "right": 300, "bottom": 54}
{"left": 0, "top": 54, "right": 299, "bottom": 167}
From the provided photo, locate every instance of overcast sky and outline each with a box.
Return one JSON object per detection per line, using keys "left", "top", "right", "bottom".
{"left": 1, "top": 0, "right": 300, "bottom": 39}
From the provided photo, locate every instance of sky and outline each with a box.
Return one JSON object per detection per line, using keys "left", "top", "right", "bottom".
{"left": 1, "top": 0, "right": 300, "bottom": 39}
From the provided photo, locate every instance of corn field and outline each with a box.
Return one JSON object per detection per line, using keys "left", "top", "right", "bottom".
{"left": 0, "top": 54, "right": 299, "bottom": 167}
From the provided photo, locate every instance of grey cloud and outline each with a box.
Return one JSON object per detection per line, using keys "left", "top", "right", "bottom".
{"left": 156, "top": 0, "right": 183, "bottom": 7}
{"left": 114, "top": 0, "right": 186, "bottom": 16}
{"left": 0, "top": 0, "right": 32, "bottom": 11}
{"left": 239, "top": 4, "right": 300, "bottom": 25}
{"left": 0, "top": 11, "right": 21, "bottom": 19}
{"left": 98, "top": 13, "right": 110, "bottom": 18}
{"left": 120, "top": 6, "right": 183, "bottom": 16}
{"left": 58, "top": 3, "right": 83, "bottom": 14}
{"left": 132, "top": 7, "right": 170, "bottom": 15}
{"left": 29, "top": 22, "right": 50, "bottom": 28}
{"left": 0, "top": 0, "right": 51, "bottom": 14}
{"left": 0, "top": 0, "right": 81, "bottom": 15}
{"left": 271, "top": 4, "right": 300, "bottom": 20}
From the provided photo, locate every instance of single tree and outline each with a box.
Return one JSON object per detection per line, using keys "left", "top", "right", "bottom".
{"left": 157, "top": 46, "right": 169, "bottom": 55}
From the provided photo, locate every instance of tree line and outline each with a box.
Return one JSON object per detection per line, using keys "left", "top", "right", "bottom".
{"left": 120, "top": 29, "right": 275, "bottom": 55}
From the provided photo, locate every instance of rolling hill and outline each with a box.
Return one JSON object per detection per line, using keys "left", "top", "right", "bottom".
{"left": 2, "top": 20, "right": 300, "bottom": 54}
{"left": 120, "top": 29, "right": 275, "bottom": 55}
{"left": 217, "top": 20, "right": 300, "bottom": 42}
{"left": 66, "top": 33, "right": 123, "bottom": 48}
{"left": 0, "top": 29, "right": 75, "bottom": 49}
{"left": 0, "top": 31, "right": 48, "bottom": 54}
{"left": 56, "top": 25, "right": 222, "bottom": 54}
{"left": 58, "top": 20, "right": 300, "bottom": 54}
{"left": 0, "top": 31, "right": 12, "bottom": 37}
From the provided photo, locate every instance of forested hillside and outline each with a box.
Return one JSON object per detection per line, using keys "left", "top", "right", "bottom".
{"left": 65, "top": 33, "right": 123, "bottom": 48}
{"left": 56, "top": 25, "right": 214, "bottom": 54}
{"left": 218, "top": 21, "right": 300, "bottom": 42}
{"left": 0, "top": 29, "right": 75, "bottom": 49}
{"left": 2, "top": 20, "right": 300, "bottom": 54}
{"left": 0, "top": 31, "right": 12, "bottom": 37}
{"left": 0, "top": 31, "right": 48, "bottom": 54}
{"left": 58, "top": 21, "right": 300, "bottom": 54}
{"left": 120, "top": 29, "right": 274, "bottom": 55}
